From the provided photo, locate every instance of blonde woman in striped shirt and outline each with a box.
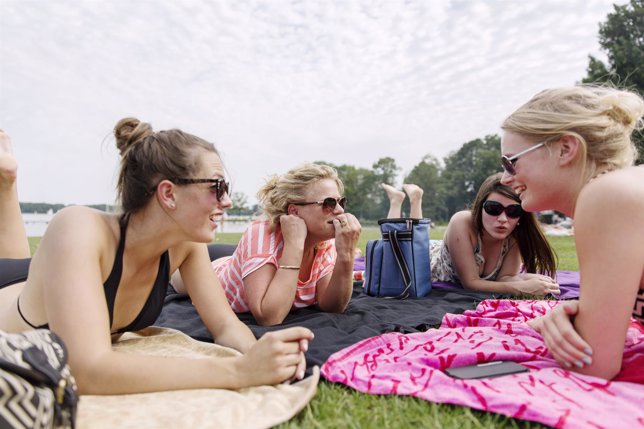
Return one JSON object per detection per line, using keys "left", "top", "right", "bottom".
{"left": 176, "top": 163, "right": 361, "bottom": 326}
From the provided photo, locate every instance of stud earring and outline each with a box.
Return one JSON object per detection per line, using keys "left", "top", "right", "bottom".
{"left": 169, "top": 203, "right": 176, "bottom": 209}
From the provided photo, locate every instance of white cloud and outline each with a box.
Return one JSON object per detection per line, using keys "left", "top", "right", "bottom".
{"left": 0, "top": 0, "right": 618, "bottom": 205}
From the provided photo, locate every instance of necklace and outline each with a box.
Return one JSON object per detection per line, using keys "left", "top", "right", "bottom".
{"left": 589, "top": 168, "right": 613, "bottom": 182}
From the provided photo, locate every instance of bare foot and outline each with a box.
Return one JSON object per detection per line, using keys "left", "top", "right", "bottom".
{"left": 0, "top": 130, "right": 18, "bottom": 186}
{"left": 402, "top": 184, "right": 423, "bottom": 205}
{"left": 382, "top": 183, "right": 405, "bottom": 218}
{"left": 381, "top": 183, "right": 405, "bottom": 205}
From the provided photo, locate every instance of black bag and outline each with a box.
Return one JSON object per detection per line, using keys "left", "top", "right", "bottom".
{"left": 0, "top": 329, "right": 78, "bottom": 429}
{"left": 364, "top": 218, "right": 432, "bottom": 299}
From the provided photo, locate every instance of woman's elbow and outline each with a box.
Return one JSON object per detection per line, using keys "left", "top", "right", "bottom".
{"left": 252, "top": 310, "right": 286, "bottom": 326}
{"left": 70, "top": 361, "right": 107, "bottom": 395}
{"left": 573, "top": 360, "right": 621, "bottom": 381}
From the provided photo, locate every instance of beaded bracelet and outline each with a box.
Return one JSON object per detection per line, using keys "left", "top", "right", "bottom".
{"left": 278, "top": 265, "right": 301, "bottom": 270}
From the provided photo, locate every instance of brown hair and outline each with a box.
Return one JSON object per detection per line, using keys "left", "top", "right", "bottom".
{"left": 471, "top": 173, "right": 557, "bottom": 276}
{"left": 114, "top": 117, "right": 218, "bottom": 215}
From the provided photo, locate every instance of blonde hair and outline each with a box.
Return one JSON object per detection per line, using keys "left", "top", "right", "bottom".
{"left": 114, "top": 117, "right": 218, "bottom": 215}
{"left": 257, "top": 163, "right": 344, "bottom": 230}
{"left": 501, "top": 85, "right": 644, "bottom": 180}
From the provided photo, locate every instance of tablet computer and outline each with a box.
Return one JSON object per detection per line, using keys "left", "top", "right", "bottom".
{"left": 445, "top": 361, "right": 529, "bottom": 379}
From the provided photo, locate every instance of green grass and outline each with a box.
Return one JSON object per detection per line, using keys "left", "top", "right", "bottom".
{"left": 27, "top": 228, "right": 578, "bottom": 428}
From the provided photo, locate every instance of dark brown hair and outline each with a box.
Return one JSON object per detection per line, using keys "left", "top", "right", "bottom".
{"left": 470, "top": 173, "right": 557, "bottom": 276}
{"left": 114, "top": 117, "right": 218, "bottom": 215}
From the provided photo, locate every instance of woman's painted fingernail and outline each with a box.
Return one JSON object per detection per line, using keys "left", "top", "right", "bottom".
{"left": 564, "top": 361, "right": 572, "bottom": 368}
{"left": 574, "top": 361, "right": 584, "bottom": 368}
{"left": 584, "top": 347, "right": 593, "bottom": 356}
{"left": 298, "top": 370, "right": 304, "bottom": 380}
{"left": 583, "top": 356, "right": 592, "bottom": 365}
{"left": 302, "top": 340, "right": 309, "bottom": 352}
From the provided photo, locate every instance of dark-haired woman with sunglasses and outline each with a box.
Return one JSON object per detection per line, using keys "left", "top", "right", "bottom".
{"left": 501, "top": 85, "right": 644, "bottom": 381}
{"left": 383, "top": 174, "right": 558, "bottom": 296}
{"left": 0, "top": 125, "right": 313, "bottom": 394}
{"left": 173, "top": 163, "right": 361, "bottom": 326}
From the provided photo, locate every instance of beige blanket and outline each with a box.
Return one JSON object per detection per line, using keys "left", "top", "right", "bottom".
{"left": 77, "top": 327, "right": 319, "bottom": 429}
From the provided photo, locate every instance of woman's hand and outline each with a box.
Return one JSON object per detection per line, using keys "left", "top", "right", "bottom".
{"left": 332, "top": 213, "right": 361, "bottom": 254}
{"left": 279, "top": 214, "right": 308, "bottom": 248}
{"left": 236, "top": 327, "right": 314, "bottom": 385}
{"left": 513, "top": 273, "right": 561, "bottom": 297}
{"left": 528, "top": 301, "right": 593, "bottom": 369}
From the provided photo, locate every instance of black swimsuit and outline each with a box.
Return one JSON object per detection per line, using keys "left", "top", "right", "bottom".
{"left": 16, "top": 216, "right": 170, "bottom": 334}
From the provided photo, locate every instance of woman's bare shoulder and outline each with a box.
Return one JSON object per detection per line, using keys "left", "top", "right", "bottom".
{"left": 445, "top": 210, "right": 475, "bottom": 240}
{"left": 580, "top": 167, "right": 644, "bottom": 209}
{"left": 449, "top": 210, "right": 473, "bottom": 223}
{"left": 576, "top": 167, "right": 644, "bottom": 241}
{"left": 44, "top": 206, "right": 119, "bottom": 246}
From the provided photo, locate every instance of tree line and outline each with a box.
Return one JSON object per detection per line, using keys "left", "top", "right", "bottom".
{"left": 322, "top": 134, "right": 503, "bottom": 222}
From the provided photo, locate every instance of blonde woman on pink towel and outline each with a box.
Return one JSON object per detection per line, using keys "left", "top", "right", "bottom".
{"left": 500, "top": 85, "right": 644, "bottom": 380}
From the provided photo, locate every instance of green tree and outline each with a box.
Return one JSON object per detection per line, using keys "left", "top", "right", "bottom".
{"left": 582, "top": 0, "right": 644, "bottom": 161}
{"left": 227, "top": 192, "right": 252, "bottom": 216}
{"left": 334, "top": 164, "right": 376, "bottom": 220}
{"left": 441, "top": 135, "right": 502, "bottom": 217}
{"left": 321, "top": 157, "right": 401, "bottom": 221}
{"left": 403, "top": 155, "right": 448, "bottom": 222}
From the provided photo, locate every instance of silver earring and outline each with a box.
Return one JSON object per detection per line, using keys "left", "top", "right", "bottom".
{"left": 169, "top": 203, "right": 176, "bottom": 209}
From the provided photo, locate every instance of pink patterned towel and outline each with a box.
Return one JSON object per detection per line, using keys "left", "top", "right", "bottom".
{"left": 321, "top": 300, "right": 644, "bottom": 429}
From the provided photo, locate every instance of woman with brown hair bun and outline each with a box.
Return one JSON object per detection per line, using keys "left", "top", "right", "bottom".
{"left": 0, "top": 122, "right": 312, "bottom": 394}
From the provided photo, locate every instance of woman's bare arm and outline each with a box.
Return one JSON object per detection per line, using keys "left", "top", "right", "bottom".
{"left": 41, "top": 208, "right": 310, "bottom": 394}
{"left": 316, "top": 214, "right": 361, "bottom": 313}
{"left": 544, "top": 175, "right": 643, "bottom": 378}
{"left": 243, "top": 215, "right": 307, "bottom": 326}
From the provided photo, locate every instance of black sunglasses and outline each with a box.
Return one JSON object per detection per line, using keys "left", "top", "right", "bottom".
{"left": 482, "top": 200, "right": 523, "bottom": 219}
{"left": 501, "top": 142, "right": 545, "bottom": 176}
{"left": 171, "top": 178, "right": 231, "bottom": 201}
{"left": 293, "top": 197, "right": 347, "bottom": 212}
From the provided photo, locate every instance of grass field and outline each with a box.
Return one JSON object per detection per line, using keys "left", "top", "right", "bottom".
{"left": 209, "top": 225, "right": 578, "bottom": 429}
{"left": 27, "top": 226, "right": 577, "bottom": 428}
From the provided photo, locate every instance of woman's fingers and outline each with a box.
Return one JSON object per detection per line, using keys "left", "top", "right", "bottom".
{"left": 294, "top": 353, "right": 306, "bottom": 380}
{"left": 265, "top": 326, "right": 314, "bottom": 343}
{"left": 299, "top": 338, "right": 309, "bottom": 353}
{"left": 540, "top": 303, "right": 593, "bottom": 368}
{"left": 549, "top": 282, "right": 561, "bottom": 296}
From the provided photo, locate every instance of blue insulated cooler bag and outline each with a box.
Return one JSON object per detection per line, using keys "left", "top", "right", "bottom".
{"left": 364, "top": 218, "right": 431, "bottom": 299}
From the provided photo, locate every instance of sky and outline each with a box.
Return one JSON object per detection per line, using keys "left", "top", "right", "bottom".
{"left": 0, "top": 0, "right": 623, "bottom": 206}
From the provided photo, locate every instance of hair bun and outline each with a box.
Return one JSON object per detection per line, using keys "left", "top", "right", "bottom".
{"left": 601, "top": 92, "right": 644, "bottom": 129}
{"left": 114, "top": 117, "right": 154, "bottom": 156}
{"left": 257, "top": 174, "right": 280, "bottom": 201}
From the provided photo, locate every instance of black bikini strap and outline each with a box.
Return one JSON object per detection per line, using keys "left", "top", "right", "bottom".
{"left": 16, "top": 295, "right": 42, "bottom": 329}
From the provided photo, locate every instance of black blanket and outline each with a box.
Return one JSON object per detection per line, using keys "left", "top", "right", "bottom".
{"left": 156, "top": 284, "right": 503, "bottom": 370}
